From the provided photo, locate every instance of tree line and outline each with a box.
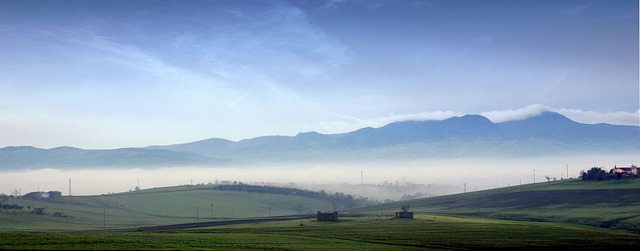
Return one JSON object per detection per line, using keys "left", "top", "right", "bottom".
{"left": 580, "top": 166, "right": 638, "bottom": 181}
{"left": 213, "top": 184, "right": 375, "bottom": 210}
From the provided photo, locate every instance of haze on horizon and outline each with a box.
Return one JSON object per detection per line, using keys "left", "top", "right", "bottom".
{"left": 0, "top": 152, "right": 636, "bottom": 200}
{"left": 0, "top": 0, "right": 638, "bottom": 150}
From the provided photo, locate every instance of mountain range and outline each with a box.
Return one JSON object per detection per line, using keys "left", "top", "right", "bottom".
{"left": 1, "top": 112, "right": 638, "bottom": 170}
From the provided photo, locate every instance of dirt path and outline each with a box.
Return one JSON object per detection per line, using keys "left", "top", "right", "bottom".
{"left": 130, "top": 214, "right": 364, "bottom": 231}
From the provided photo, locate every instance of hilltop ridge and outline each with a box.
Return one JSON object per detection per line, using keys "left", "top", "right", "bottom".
{"left": 1, "top": 112, "right": 638, "bottom": 169}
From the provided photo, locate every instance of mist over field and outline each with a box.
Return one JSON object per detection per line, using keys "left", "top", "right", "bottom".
{"left": 2, "top": 153, "right": 636, "bottom": 201}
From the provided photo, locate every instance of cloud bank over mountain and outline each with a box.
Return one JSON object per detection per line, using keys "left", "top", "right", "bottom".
{"left": 0, "top": 0, "right": 637, "bottom": 149}
{"left": 346, "top": 105, "right": 639, "bottom": 133}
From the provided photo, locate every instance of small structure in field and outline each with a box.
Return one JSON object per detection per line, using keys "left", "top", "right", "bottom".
{"left": 394, "top": 205, "right": 414, "bottom": 219}
{"left": 33, "top": 208, "right": 46, "bottom": 215}
{"left": 54, "top": 211, "right": 68, "bottom": 218}
{"left": 23, "top": 192, "right": 49, "bottom": 200}
{"left": 48, "top": 191, "right": 62, "bottom": 198}
{"left": 316, "top": 211, "right": 338, "bottom": 221}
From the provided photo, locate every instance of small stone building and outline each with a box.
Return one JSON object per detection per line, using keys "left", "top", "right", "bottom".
{"left": 48, "top": 191, "right": 62, "bottom": 198}
{"left": 316, "top": 211, "right": 338, "bottom": 221}
{"left": 395, "top": 211, "right": 414, "bottom": 219}
{"left": 394, "top": 205, "right": 414, "bottom": 219}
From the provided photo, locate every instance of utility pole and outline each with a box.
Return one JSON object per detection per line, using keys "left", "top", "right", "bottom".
{"left": 211, "top": 204, "right": 214, "bottom": 218}
{"left": 464, "top": 183, "right": 467, "bottom": 194}
{"left": 68, "top": 179, "right": 71, "bottom": 196}
{"left": 103, "top": 207, "right": 106, "bottom": 229}
{"left": 196, "top": 207, "right": 199, "bottom": 221}
{"left": 533, "top": 169, "right": 536, "bottom": 184}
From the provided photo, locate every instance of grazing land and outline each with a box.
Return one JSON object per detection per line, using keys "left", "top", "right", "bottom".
{"left": 0, "top": 184, "right": 342, "bottom": 231}
{"left": 1, "top": 179, "right": 640, "bottom": 250}
{"left": 354, "top": 178, "right": 640, "bottom": 233}
{"left": 1, "top": 215, "right": 639, "bottom": 250}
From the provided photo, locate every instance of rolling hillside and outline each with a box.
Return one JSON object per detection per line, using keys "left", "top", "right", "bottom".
{"left": 3, "top": 179, "right": 640, "bottom": 250}
{"left": 3, "top": 178, "right": 640, "bottom": 234}
{"left": 353, "top": 178, "right": 640, "bottom": 233}
{"left": 0, "top": 184, "right": 356, "bottom": 231}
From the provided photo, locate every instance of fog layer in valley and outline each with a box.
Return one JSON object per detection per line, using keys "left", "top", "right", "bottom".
{"left": 1, "top": 154, "right": 637, "bottom": 202}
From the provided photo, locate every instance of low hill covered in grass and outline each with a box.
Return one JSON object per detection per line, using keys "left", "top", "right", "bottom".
{"left": 353, "top": 178, "right": 640, "bottom": 233}
{"left": 0, "top": 183, "right": 372, "bottom": 231}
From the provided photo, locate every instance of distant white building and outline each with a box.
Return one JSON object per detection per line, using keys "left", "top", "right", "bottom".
{"left": 23, "top": 191, "right": 49, "bottom": 200}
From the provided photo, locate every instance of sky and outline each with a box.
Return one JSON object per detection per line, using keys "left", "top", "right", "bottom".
{"left": 0, "top": 0, "right": 638, "bottom": 149}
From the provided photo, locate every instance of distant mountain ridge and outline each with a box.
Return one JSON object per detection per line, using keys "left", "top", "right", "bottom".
{"left": 1, "top": 112, "right": 638, "bottom": 169}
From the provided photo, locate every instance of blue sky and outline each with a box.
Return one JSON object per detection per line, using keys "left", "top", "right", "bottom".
{"left": 0, "top": 0, "right": 638, "bottom": 149}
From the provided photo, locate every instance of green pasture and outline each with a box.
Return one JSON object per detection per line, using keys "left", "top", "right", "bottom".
{"left": 1, "top": 184, "right": 334, "bottom": 231}
{"left": 2, "top": 215, "right": 639, "bottom": 250}
{"left": 2, "top": 179, "right": 640, "bottom": 249}
{"left": 355, "top": 178, "right": 640, "bottom": 233}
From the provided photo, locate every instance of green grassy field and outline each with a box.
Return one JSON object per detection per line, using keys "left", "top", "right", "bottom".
{"left": 1, "top": 184, "right": 335, "bottom": 231}
{"left": 354, "top": 178, "right": 640, "bottom": 233}
{"left": 1, "top": 215, "right": 639, "bottom": 250}
{"left": 1, "top": 179, "right": 640, "bottom": 250}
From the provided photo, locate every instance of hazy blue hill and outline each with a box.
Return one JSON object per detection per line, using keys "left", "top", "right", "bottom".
{"left": 380, "top": 114, "right": 503, "bottom": 141}
{"left": 498, "top": 112, "right": 640, "bottom": 148}
{"left": 146, "top": 138, "right": 235, "bottom": 158}
{"left": 0, "top": 146, "right": 222, "bottom": 169}
{"left": 499, "top": 112, "right": 588, "bottom": 140}
{"left": 331, "top": 115, "right": 503, "bottom": 149}
{"left": 1, "top": 112, "right": 639, "bottom": 169}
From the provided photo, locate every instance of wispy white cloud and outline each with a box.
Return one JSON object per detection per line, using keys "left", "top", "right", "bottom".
{"left": 371, "top": 111, "right": 464, "bottom": 125}
{"left": 308, "top": 110, "right": 463, "bottom": 135}
{"left": 480, "top": 104, "right": 639, "bottom": 126}
{"left": 316, "top": 105, "right": 640, "bottom": 136}
{"left": 481, "top": 104, "right": 551, "bottom": 123}
{"left": 1, "top": 0, "right": 637, "bottom": 149}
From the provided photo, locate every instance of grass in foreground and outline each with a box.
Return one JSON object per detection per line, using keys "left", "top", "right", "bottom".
{"left": 1, "top": 215, "right": 639, "bottom": 250}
